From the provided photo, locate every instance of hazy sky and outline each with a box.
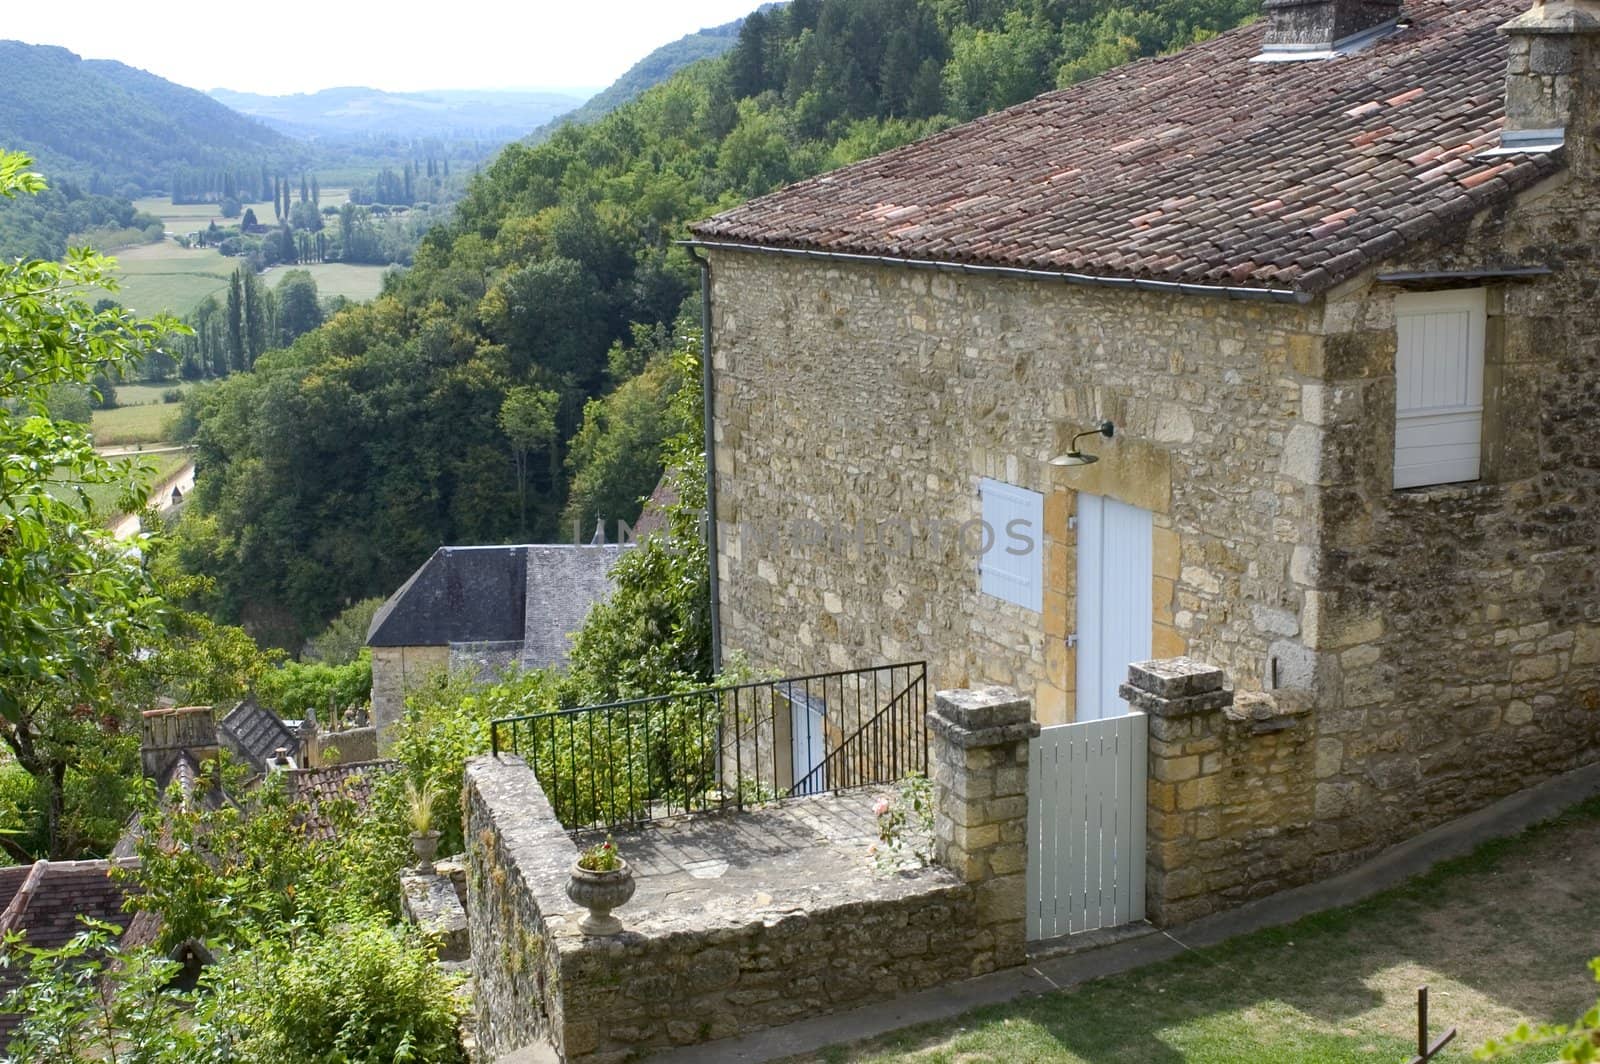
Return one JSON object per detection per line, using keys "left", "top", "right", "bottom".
{"left": 5, "top": 0, "right": 761, "bottom": 96}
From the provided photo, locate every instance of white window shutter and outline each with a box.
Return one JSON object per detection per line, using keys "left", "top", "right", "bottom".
{"left": 978, "top": 478, "right": 1043, "bottom": 612}
{"left": 1393, "top": 288, "right": 1486, "bottom": 489}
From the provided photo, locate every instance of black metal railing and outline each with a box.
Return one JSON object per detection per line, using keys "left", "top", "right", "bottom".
{"left": 786, "top": 672, "right": 927, "bottom": 798}
{"left": 490, "top": 662, "right": 927, "bottom": 830}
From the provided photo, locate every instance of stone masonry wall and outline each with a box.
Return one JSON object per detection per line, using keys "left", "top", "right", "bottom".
{"left": 1126, "top": 658, "right": 1318, "bottom": 924}
{"left": 1286, "top": 36, "right": 1600, "bottom": 880}
{"left": 370, "top": 645, "right": 447, "bottom": 753}
{"left": 465, "top": 728, "right": 1027, "bottom": 1063}
{"left": 707, "top": 249, "right": 1322, "bottom": 725}
{"left": 465, "top": 755, "right": 570, "bottom": 1060}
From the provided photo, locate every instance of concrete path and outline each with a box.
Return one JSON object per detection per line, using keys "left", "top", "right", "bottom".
{"left": 642, "top": 760, "right": 1600, "bottom": 1064}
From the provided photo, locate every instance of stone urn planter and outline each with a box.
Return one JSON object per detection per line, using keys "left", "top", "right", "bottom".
{"left": 566, "top": 858, "right": 636, "bottom": 936}
{"left": 410, "top": 829, "right": 441, "bottom": 874}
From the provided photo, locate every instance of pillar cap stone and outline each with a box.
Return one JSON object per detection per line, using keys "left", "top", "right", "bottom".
{"left": 1120, "top": 658, "right": 1234, "bottom": 718}
{"left": 1502, "top": 0, "right": 1600, "bottom": 36}
{"left": 930, "top": 687, "right": 1040, "bottom": 748}
{"left": 1126, "top": 658, "right": 1225, "bottom": 698}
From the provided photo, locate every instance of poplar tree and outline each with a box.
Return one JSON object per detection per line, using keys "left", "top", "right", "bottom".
{"left": 225, "top": 270, "right": 244, "bottom": 372}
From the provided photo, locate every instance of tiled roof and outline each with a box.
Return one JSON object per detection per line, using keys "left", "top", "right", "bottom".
{"left": 220, "top": 696, "right": 300, "bottom": 773}
{"left": 367, "top": 545, "right": 529, "bottom": 648}
{"left": 0, "top": 859, "right": 137, "bottom": 1040}
{"left": 366, "top": 543, "right": 629, "bottom": 668}
{"left": 286, "top": 760, "right": 397, "bottom": 843}
{"left": 690, "top": 0, "right": 1558, "bottom": 296}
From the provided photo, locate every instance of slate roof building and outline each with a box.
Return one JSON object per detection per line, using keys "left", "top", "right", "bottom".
{"left": 689, "top": 0, "right": 1600, "bottom": 919}
{"left": 366, "top": 543, "right": 631, "bottom": 746}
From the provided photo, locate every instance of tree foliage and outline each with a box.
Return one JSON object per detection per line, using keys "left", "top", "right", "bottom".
{"left": 0, "top": 152, "right": 182, "bottom": 856}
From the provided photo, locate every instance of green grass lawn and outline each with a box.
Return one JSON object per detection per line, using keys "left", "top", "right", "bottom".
{"left": 90, "top": 392, "right": 185, "bottom": 446}
{"left": 91, "top": 240, "right": 390, "bottom": 320}
{"left": 796, "top": 798, "right": 1600, "bottom": 1064}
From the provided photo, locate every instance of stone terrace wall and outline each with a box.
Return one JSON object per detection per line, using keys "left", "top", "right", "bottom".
{"left": 465, "top": 756, "right": 570, "bottom": 1059}
{"left": 465, "top": 740, "right": 1021, "bottom": 1063}
{"left": 706, "top": 249, "right": 1322, "bottom": 725}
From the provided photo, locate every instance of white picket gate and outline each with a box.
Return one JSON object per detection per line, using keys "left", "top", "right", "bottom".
{"left": 1026, "top": 712, "right": 1148, "bottom": 941}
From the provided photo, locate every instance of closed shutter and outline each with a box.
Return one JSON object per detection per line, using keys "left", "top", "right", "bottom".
{"left": 1394, "top": 288, "right": 1486, "bottom": 489}
{"left": 979, "top": 478, "right": 1043, "bottom": 612}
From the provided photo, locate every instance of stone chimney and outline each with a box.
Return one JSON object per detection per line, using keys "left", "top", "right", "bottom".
{"left": 1501, "top": 0, "right": 1600, "bottom": 164}
{"left": 139, "top": 706, "right": 220, "bottom": 780}
{"left": 1262, "top": 0, "right": 1401, "bottom": 50}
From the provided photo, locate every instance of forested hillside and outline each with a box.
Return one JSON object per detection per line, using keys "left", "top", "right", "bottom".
{"left": 173, "top": 0, "right": 1259, "bottom": 646}
{"left": 0, "top": 41, "right": 292, "bottom": 196}
{"left": 532, "top": 15, "right": 748, "bottom": 136}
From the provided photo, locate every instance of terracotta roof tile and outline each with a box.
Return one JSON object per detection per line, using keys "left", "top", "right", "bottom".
{"left": 286, "top": 760, "right": 397, "bottom": 843}
{"left": 690, "top": 0, "right": 1559, "bottom": 295}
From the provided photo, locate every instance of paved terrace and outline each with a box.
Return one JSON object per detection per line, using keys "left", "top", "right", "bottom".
{"left": 570, "top": 786, "right": 908, "bottom": 934}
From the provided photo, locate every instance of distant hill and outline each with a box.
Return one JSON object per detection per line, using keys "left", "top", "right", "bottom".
{"left": 0, "top": 40, "right": 290, "bottom": 195}
{"left": 210, "top": 86, "right": 589, "bottom": 141}
{"left": 530, "top": 15, "right": 747, "bottom": 139}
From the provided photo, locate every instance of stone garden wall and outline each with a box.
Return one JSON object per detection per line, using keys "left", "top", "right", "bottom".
{"left": 464, "top": 687, "right": 1036, "bottom": 1063}
{"left": 1127, "top": 659, "right": 1318, "bottom": 925}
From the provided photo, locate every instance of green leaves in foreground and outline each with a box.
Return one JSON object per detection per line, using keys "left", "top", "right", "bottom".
{"left": 0, "top": 150, "right": 184, "bottom": 725}
{"left": 1479, "top": 957, "right": 1600, "bottom": 1061}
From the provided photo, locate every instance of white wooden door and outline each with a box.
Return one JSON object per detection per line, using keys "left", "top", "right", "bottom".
{"left": 1027, "top": 713, "right": 1148, "bottom": 940}
{"left": 1394, "top": 288, "right": 1486, "bottom": 489}
{"left": 1075, "top": 494, "right": 1153, "bottom": 721}
{"left": 790, "top": 697, "right": 827, "bottom": 796}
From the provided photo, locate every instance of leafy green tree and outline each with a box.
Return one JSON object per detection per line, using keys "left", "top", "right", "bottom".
{"left": 0, "top": 152, "right": 176, "bottom": 856}
{"left": 225, "top": 268, "right": 244, "bottom": 371}
{"left": 499, "top": 385, "right": 559, "bottom": 538}
{"left": 943, "top": 9, "right": 1057, "bottom": 118}
{"left": 1, "top": 919, "right": 199, "bottom": 1063}
{"left": 564, "top": 340, "right": 712, "bottom": 700}
{"left": 255, "top": 653, "right": 372, "bottom": 722}
{"left": 481, "top": 256, "right": 611, "bottom": 390}
{"left": 561, "top": 355, "right": 676, "bottom": 535}
{"left": 305, "top": 596, "right": 385, "bottom": 665}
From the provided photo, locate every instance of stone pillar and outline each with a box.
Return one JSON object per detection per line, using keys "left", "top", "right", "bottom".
{"left": 1120, "top": 659, "right": 1235, "bottom": 925}
{"left": 927, "top": 686, "right": 1039, "bottom": 969}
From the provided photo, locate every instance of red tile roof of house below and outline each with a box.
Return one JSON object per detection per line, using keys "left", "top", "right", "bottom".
{"left": 690, "top": 0, "right": 1559, "bottom": 297}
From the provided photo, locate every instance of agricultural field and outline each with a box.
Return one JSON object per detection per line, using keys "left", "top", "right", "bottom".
{"left": 131, "top": 189, "right": 354, "bottom": 239}
{"left": 265, "top": 260, "right": 393, "bottom": 303}
{"left": 96, "top": 241, "right": 235, "bottom": 318}
{"left": 90, "top": 382, "right": 188, "bottom": 446}
{"left": 97, "top": 239, "right": 388, "bottom": 320}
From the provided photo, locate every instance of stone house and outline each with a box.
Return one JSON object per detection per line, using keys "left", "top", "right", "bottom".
{"left": 689, "top": 0, "right": 1600, "bottom": 904}
{"left": 366, "top": 543, "right": 631, "bottom": 745}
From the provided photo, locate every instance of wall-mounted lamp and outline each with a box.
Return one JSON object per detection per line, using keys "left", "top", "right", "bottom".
{"left": 1049, "top": 421, "right": 1115, "bottom": 467}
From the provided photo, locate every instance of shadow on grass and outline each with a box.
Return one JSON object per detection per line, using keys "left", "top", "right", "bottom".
{"left": 808, "top": 795, "right": 1600, "bottom": 1064}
